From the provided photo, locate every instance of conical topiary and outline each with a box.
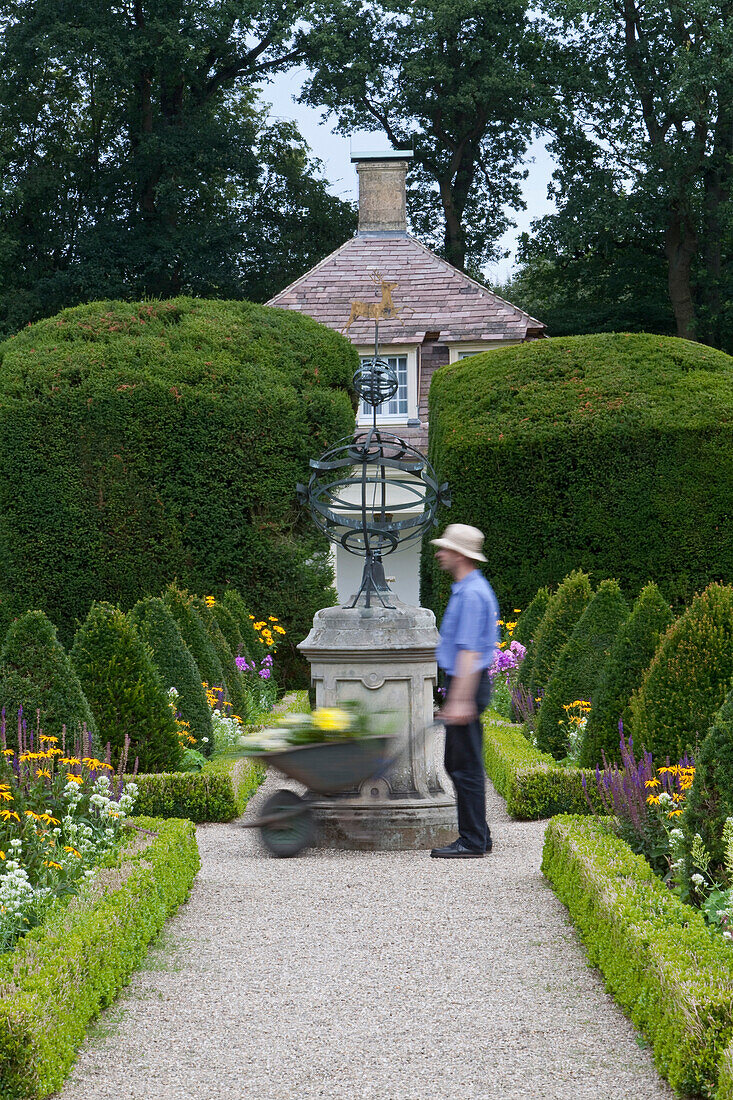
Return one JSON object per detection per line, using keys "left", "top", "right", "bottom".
{"left": 682, "top": 687, "right": 733, "bottom": 881}
{"left": 536, "top": 580, "right": 629, "bottom": 758}
{"left": 210, "top": 600, "right": 243, "bottom": 658}
{"left": 70, "top": 602, "right": 181, "bottom": 773}
{"left": 222, "top": 588, "right": 264, "bottom": 662}
{"left": 193, "top": 597, "right": 249, "bottom": 720}
{"left": 580, "top": 583, "right": 674, "bottom": 767}
{"left": 631, "top": 583, "right": 733, "bottom": 762}
{"left": 128, "top": 597, "right": 213, "bottom": 753}
{"left": 528, "top": 570, "right": 593, "bottom": 700}
{"left": 513, "top": 586, "right": 551, "bottom": 649}
{"left": 163, "top": 584, "right": 225, "bottom": 689}
{"left": 0, "top": 610, "right": 98, "bottom": 748}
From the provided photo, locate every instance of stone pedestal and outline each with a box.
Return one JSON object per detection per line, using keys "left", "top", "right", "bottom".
{"left": 297, "top": 596, "right": 456, "bottom": 850}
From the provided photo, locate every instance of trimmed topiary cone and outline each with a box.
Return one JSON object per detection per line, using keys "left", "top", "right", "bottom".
{"left": 536, "top": 579, "right": 629, "bottom": 758}
{"left": 163, "top": 584, "right": 225, "bottom": 690}
{"left": 527, "top": 570, "right": 593, "bottom": 700}
{"left": 209, "top": 600, "right": 243, "bottom": 659}
{"left": 0, "top": 610, "right": 98, "bottom": 748}
{"left": 222, "top": 588, "right": 265, "bottom": 663}
{"left": 71, "top": 602, "right": 181, "bottom": 773}
{"left": 682, "top": 687, "right": 733, "bottom": 881}
{"left": 580, "top": 582, "right": 673, "bottom": 767}
{"left": 631, "top": 582, "right": 733, "bottom": 762}
{"left": 513, "top": 586, "right": 551, "bottom": 649}
{"left": 193, "top": 597, "right": 249, "bottom": 721}
{"left": 128, "top": 597, "right": 213, "bottom": 754}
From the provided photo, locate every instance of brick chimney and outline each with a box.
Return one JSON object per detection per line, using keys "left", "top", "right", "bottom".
{"left": 351, "top": 150, "right": 414, "bottom": 235}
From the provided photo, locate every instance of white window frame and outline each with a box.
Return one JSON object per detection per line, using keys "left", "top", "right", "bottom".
{"left": 447, "top": 341, "right": 521, "bottom": 363}
{"left": 355, "top": 345, "right": 418, "bottom": 425}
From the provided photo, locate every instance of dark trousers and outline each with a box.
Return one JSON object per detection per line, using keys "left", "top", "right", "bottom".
{"left": 443, "top": 670, "right": 492, "bottom": 853}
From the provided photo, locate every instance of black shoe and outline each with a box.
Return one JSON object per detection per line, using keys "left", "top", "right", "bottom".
{"left": 485, "top": 834, "right": 493, "bottom": 853}
{"left": 431, "top": 839, "right": 484, "bottom": 859}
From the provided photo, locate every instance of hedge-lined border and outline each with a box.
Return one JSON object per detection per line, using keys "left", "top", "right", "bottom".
{"left": 483, "top": 718, "right": 602, "bottom": 818}
{"left": 129, "top": 754, "right": 265, "bottom": 822}
{"left": 0, "top": 816, "right": 199, "bottom": 1099}
{"left": 542, "top": 814, "right": 733, "bottom": 1099}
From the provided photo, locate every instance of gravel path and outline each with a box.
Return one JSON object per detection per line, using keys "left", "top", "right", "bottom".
{"left": 57, "top": 776, "right": 674, "bottom": 1100}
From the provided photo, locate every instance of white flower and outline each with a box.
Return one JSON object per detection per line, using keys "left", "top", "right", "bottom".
{"left": 691, "top": 873, "right": 705, "bottom": 886}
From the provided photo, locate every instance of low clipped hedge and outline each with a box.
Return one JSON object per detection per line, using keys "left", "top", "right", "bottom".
{"left": 0, "top": 816, "right": 199, "bottom": 1100}
{"left": 542, "top": 815, "right": 733, "bottom": 1098}
{"left": 424, "top": 333, "right": 733, "bottom": 619}
{"left": 130, "top": 754, "right": 265, "bottom": 822}
{"left": 483, "top": 718, "right": 602, "bottom": 819}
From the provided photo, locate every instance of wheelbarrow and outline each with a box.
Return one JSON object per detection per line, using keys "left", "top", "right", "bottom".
{"left": 242, "top": 735, "right": 398, "bottom": 857}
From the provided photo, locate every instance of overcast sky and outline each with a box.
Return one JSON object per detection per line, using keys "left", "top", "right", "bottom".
{"left": 260, "top": 65, "right": 557, "bottom": 283}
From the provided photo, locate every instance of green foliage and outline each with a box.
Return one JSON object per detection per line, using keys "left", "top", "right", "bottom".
{"left": 128, "top": 597, "right": 212, "bottom": 751}
{"left": 527, "top": 570, "right": 592, "bottom": 699}
{"left": 130, "top": 756, "right": 265, "bottom": 823}
{"left": 683, "top": 689, "right": 733, "bottom": 880}
{"left": 512, "top": 586, "right": 550, "bottom": 647}
{"left": 0, "top": 298, "right": 356, "bottom": 663}
{"left": 483, "top": 717, "right": 602, "bottom": 819}
{"left": 0, "top": 817, "right": 198, "bottom": 1100}
{"left": 0, "top": 611, "right": 97, "bottom": 747}
{"left": 631, "top": 583, "right": 733, "bottom": 761}
{"left": 426, "top": 334, "right": 733, "bottom": 615}
{"left": 580, "top": 583, "right": 673, "bottom": 767}
{"left": 0, "top": 3, "right": 356, "bottom": 336}
{"left": 536, "top": 580, "right": 628, "bottom": 758}
{"left": 542, "top": 815, "right": 733, "bottom": 1098}
{"left": 70, "top": 602, "right": 181, "bottom": 773}
{"left": 301, "top": 0, "right": 544, "bottom": 272}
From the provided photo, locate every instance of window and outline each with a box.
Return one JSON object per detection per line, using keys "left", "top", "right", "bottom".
{"left": 448, "top": 341, "right": 520, "bottom": 364}
{"left": 357, "top": 352, "right": 411, "bottom": 420}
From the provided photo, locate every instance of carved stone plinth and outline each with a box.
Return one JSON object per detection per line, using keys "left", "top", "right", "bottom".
{"left": 297, "top": 596, "right": 456, "bottom": 850}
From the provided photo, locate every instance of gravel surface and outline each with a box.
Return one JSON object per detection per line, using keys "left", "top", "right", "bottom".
{"left": 57, "top": 776, "right": 674, "bottom": 1100}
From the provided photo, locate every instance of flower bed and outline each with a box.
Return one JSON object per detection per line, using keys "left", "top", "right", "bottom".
{"left": 129, "top": 754, "right": 265, "bottom": 823}
{"left": 483, "top": 717, "right": 603, "bottom": 818}
{"left": 0, "top": 815, "right": 199, "bottom": 1100}
{"left": 542, "top": 814, "right": 733, "bottom": 1099}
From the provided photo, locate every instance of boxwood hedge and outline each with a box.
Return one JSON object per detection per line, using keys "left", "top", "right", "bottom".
{"left": 131, "top": 754, "right": 265, "bottom": 822}
{"left": 424, "top": 333, "right": 733, "bottom": 617}
{"left": 543, "top": 815, "right": 733, "bottom": 1098}
{"left": 0, "top": 817, "right": 199, "bottom": 1100}
{"left": 0, "top": 298, "right": 356, "bottom": 668}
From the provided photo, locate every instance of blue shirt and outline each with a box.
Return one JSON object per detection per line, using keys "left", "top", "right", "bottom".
{"left": 436, "top": 568, "right": 499, "bottom": 675}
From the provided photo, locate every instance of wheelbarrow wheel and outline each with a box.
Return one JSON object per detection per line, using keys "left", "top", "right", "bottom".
{"left": 259, "top": 789, "right": 315, "bottom": 857}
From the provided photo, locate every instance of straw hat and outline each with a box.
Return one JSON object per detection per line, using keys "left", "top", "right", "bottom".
{"left": 430, "top": 523, "right": 487, "bottom": 563}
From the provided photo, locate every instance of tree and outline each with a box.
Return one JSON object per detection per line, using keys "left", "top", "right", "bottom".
{"left": 0, "top": 0, "right": 355, "bottom": 336}
{"left": 539, "top": 0, "right": 733, "bottom": 344}
{"left": 301, "top": 0, "right": 544, "bottom": 272}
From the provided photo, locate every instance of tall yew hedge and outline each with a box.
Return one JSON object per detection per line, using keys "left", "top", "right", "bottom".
{"left": 0, "top": 299, "right": 356, "bottom": 664}
{"left": 424, "top": 333, "right": 733, "bottom": 615}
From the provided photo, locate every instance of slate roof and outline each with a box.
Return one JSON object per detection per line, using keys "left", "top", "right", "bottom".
{"left": 266, "top": 233, "right": 545, "bottom": 344}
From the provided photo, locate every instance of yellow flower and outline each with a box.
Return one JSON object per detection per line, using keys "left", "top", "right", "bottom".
{"left": 2, "top": 748, "right": 14, "bottom": 757}
{"left": 268, "top": 616, "right": 279, "bottom": 622}
{"left": 43, "top": 860, "right": 63, "bottom": 870}
{"left": 0, "top": 851, "right": 5, "bottom": 859}
{"left": 25, "top": 810, "right": 43, "bottom": 821}
{"left": 668, "top": 809, "right": 684, "bottom": 817}
{"left": 645, "top": 778, "right": 660, "bottom": 788}
{"left": 35, "top": 768, "right": 52, "bottom": 779}
{"left": 39, "top": 735, "right": 59, "bottom": 744}
{"left": 61, "top": 757, "right": 82, "bottom": 766}
{"left": 646, "top": 795, "right": 660, "bottom": 805}
{"left": 82, "top": 757, "right": 113, "bottom": 771}
{"left": 0, "top": 790, "right": 12, "bottom": 803}
{"left": 513, "top": 609, "right": 522, "bottom": 613}
{"left": 39, "top": 813, "right": 60, "bottom": 825}
{"left": 0, "top": 809, "right": 20, "bottom": 822}
{"left": 312, "top": 707, "right": 352, "bottom": 732}
{"left": 205, "top": 595, "right": 216, "bottom": 607}
{"left": 66, "top": 773, "right": 83, "bottom": 784}
{"left": 63, "top": 845, "right": 82, "bottom": 857}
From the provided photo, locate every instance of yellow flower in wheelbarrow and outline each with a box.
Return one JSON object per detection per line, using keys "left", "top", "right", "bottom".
{"left": 312, "top": 707, "right": 352, "bottom": 732}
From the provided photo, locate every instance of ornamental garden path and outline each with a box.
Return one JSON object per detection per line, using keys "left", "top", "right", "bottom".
{"left": 56, "top": 774, "right": 673, "bottom": 1100}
